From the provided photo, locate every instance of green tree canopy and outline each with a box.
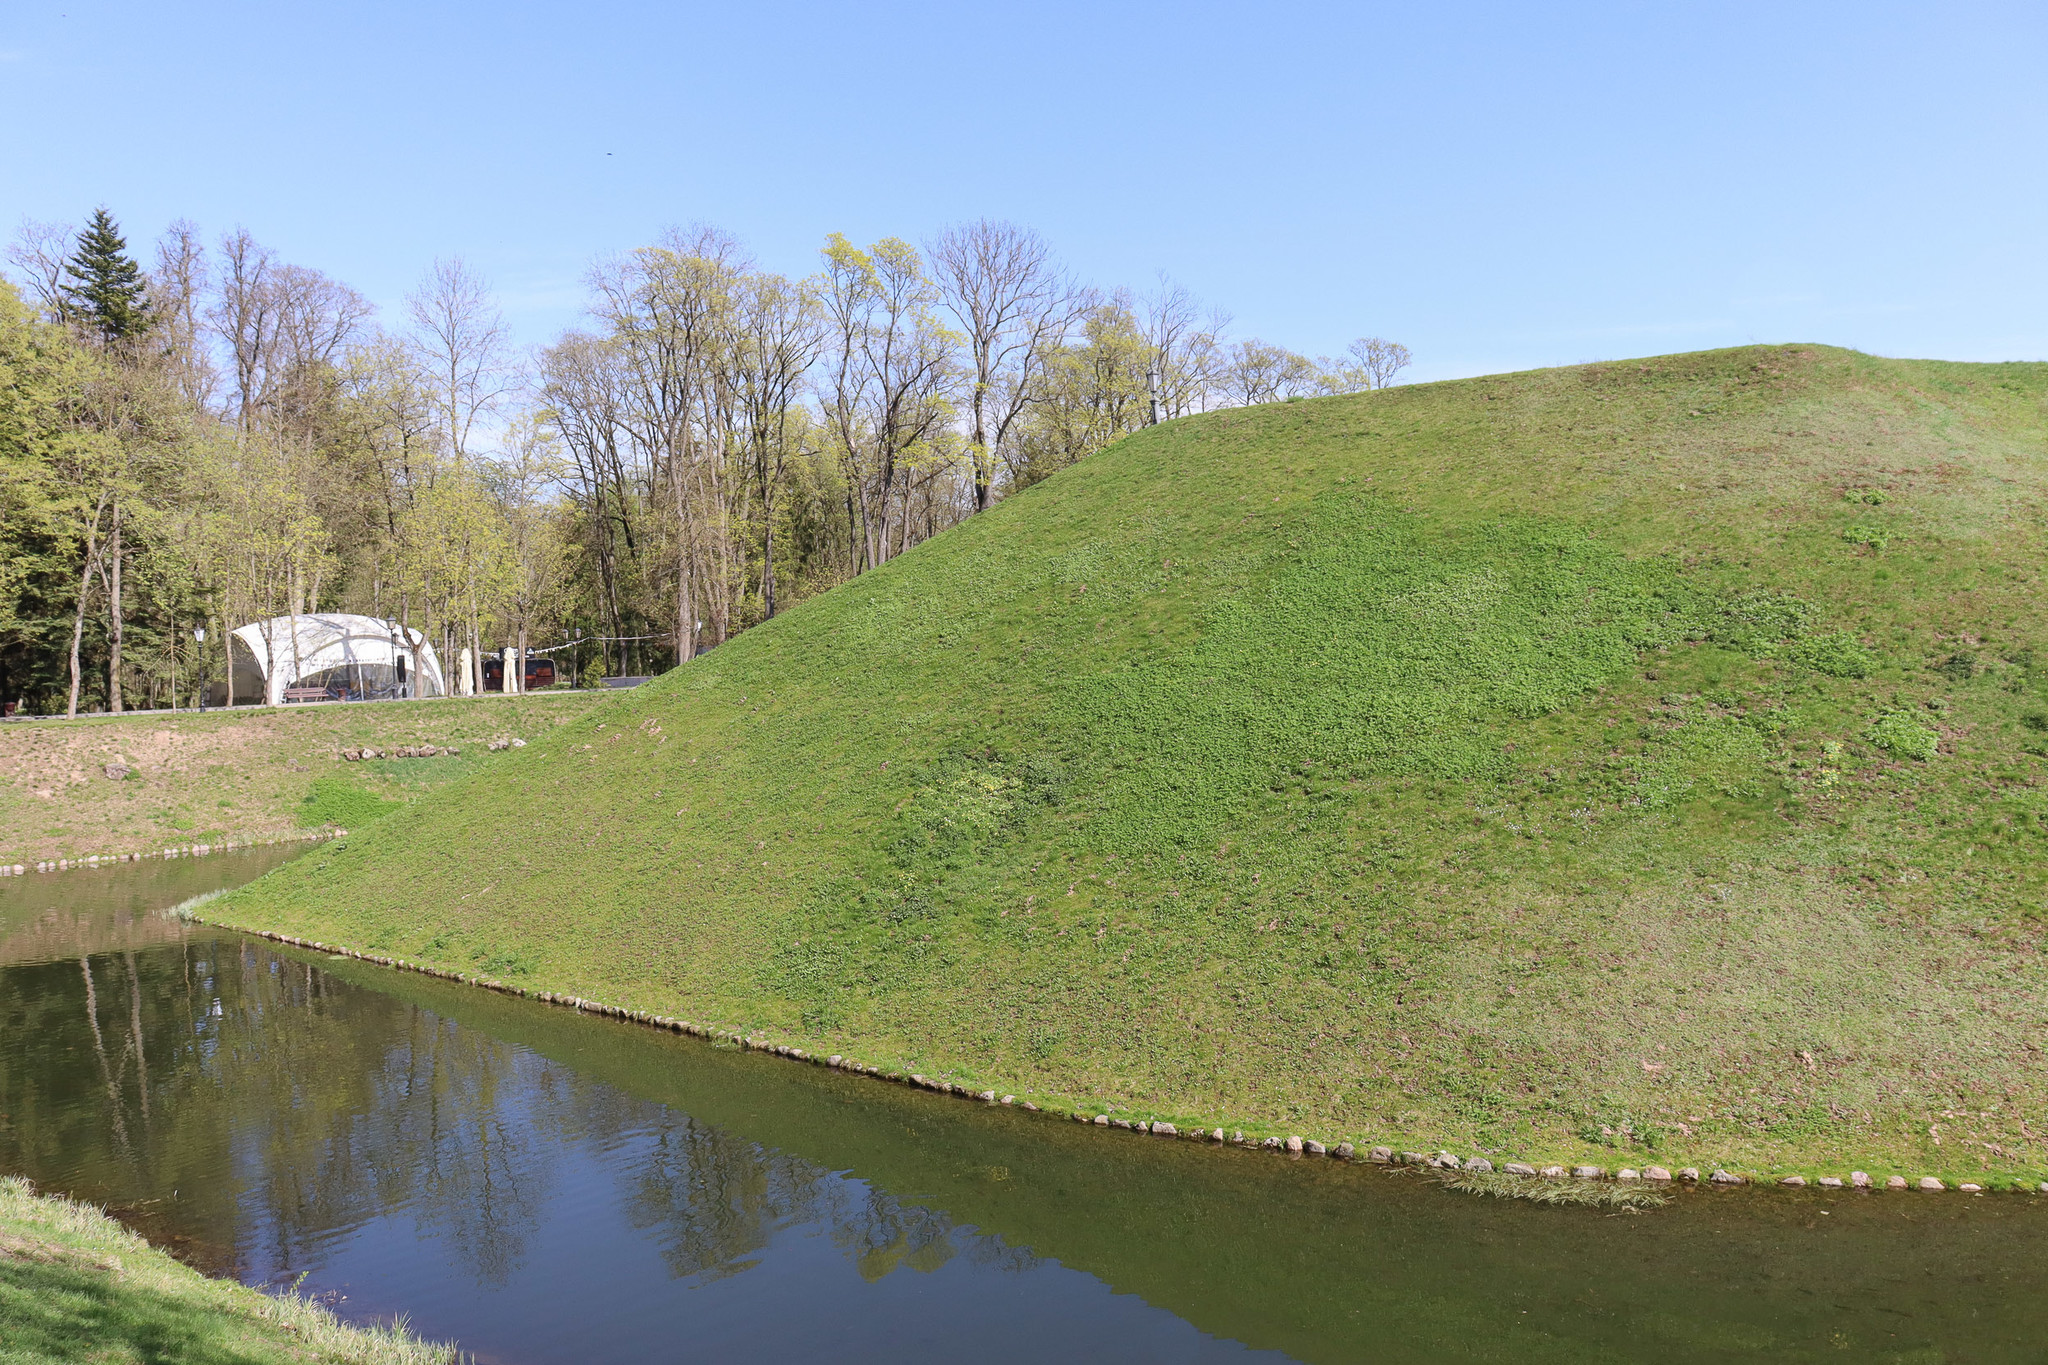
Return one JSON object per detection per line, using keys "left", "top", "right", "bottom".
{"left": 63, "top": 208, "right": 151, "bottom": 344}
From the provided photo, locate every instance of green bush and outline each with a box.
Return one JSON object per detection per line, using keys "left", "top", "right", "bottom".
{"left": 1712, "top": 590, "right": 1816, "bottom": 652}
{"left": 1843, "top": 524, "right": 1891, "bottom": 550}
{"left": 1787, "top": 630, "right": 1876, "bottom": 678}
{"left": 1933, "top": 651, "right": 1977, "bottom": 682}
{"left": 1866, "top": 710, "right": 1939, "bottom": 761}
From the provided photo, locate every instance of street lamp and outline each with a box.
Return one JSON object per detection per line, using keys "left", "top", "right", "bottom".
{"left": 194, "top": 628, "right": 206, "bottom": 711}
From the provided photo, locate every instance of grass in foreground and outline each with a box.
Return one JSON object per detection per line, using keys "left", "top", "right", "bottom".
{"left": 0, "top": 1176, "right": 460, "bottom": 1364}
{"left": 219, "top": 345, "right": 2048, "bottom": 1179}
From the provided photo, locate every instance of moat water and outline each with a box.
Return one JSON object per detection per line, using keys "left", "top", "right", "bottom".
{"left": 3, "top": 852, "right": 2045, "bottom": 1363}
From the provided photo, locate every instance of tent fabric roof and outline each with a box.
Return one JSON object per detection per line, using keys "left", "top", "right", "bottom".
{"left": 230, "top": 614, "right": 445, "bottom": 703}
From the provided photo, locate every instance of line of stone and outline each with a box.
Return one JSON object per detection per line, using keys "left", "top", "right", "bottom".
{"left": 0, "top": 829, "right": 343, "bottom": 878}
{"left": 192, "top": 923, "right": 2048, "bottom": 1198}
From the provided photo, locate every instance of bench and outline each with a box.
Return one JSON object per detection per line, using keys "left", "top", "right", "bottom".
{"left": 282, "top": 687, "right": 332, "bottom": 703}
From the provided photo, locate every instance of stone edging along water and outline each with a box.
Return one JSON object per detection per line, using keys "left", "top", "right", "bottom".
{"left": 0, "top": 829, "right": 342, "bottom": 877}
{"left": 174, "top": 909, "right": 2048, "bottom": 1200}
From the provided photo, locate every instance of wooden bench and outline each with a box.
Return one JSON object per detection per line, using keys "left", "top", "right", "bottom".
{"left": 282, "top": 687, "right": 332, "bottom": 703}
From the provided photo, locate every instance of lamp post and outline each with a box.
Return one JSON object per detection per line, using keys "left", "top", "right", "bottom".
{"left": 194, "top": 628, "right": 207, "bottom": 712}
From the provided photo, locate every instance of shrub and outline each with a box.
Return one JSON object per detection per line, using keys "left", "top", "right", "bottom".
{"left": 1787, "top": 630, "right": 1876, "bottom": 678}
{"left": 1843, "top": 524, "right": 1891, "bottom": 550}
{"left": 1712, "top": 590, "right": 1816, "bottom": 652}
{"left": 1866, "top": 710, "right": 1939, "bottom": 761}
{"left": 1933, "top": 651, "right": 1976, "bottom": 682}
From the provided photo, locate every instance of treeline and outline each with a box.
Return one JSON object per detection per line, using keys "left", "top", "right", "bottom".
{"left": 0, "top": 212, "right": 1409, "bottom": 714}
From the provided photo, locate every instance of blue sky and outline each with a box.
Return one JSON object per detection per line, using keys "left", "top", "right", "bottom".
{"left": 3, "top": 0, "right": 2042, "bottom": 382}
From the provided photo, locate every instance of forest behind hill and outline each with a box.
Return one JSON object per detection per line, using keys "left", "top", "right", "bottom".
{"left": 1, "top": 211, "right": 1408, "bottom": 716}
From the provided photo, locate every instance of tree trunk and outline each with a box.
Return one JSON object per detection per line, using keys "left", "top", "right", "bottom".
{"left": 219, "top": 603, "right": 234, "bottom": 707}
{"left": 284, "top": 564, "right": 304, "bottom": 707}
{"left": 66, "top": 553, "right": 93, "bottom": 718}
{"left": 972, "top": 387, "right": 993, "bottom": 513}
{"left": 106, "top": 502, "right": 124, "bottom": 714}
{"left": 67, "top": 493, "right": 110, "bottom": 718}
{"left": 677, "top": 568, "right": 694, "bottom": 663}
{"left": 844, "top": 491, "right": 862, "bottom": 576}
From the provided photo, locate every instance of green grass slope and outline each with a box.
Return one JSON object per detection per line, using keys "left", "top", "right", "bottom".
{"left": 220, "top": 345, "right": 2048, "bottom": 1179}
{"left": 0, "top": 1177, "right": 457, "bottom": 1364}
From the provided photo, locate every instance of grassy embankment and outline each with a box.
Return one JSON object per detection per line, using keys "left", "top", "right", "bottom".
{"left": 0, "top": 693, "right": 605, "bottom": 865}
{"left": 218, "top": 345, "right": 2048, "bottom": 1180}
{"left": 0, "top": 1176, "right": 458, "bottom": 1364}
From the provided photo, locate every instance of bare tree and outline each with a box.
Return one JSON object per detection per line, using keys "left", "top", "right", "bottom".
{"left": 1348, "top": 336, "right": 1412, "bottom": 389}
{"left": 1222, "top": 339, "right": 1320, "bottom": 407}
{"left": 1142, "top": 277, "right": 1229, "bottom": 417}
{"left": 406, "top": 257, "right": 512, "bottom": 462}
{"left": 6, "top": 218, "right": 76, "bottom": 321}
{"left": 725, "top": 271, "right": 823, "bottom": 618}
{"left": 819, "top": 235, "right": 959, "bottom": 571}
{"left": 589, "top": 225, "right": 750, "bottom": 657}
{"left": 151, "top": 220, "right": 216, "bottom": 410}
{"left": 212, "top": 231, "right": 275, "bottom": 430}
{"left": 211, "top": 230, "right": 370, "bottom": 435}
{"left": 928, "top": 220, "right": 1078, "bottom": 512}
{"left": 540, "top": 329, "right": 644, "bottom": 671}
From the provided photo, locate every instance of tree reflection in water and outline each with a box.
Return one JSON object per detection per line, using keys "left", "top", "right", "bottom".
{"left": 621, "top": 1114, "right": 1036, "bottom": 1287}
{"left": 2, "top": 925, "right": 1022, "bottom": 1295}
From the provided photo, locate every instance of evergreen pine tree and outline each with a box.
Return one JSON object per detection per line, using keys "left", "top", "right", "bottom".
{"left": 63, "top": 207, "right": 150, "bottom": 343}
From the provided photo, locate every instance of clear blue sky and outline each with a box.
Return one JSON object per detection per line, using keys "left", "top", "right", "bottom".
{"left": 4, "top": 0, "right": 2043, "bottom": 382}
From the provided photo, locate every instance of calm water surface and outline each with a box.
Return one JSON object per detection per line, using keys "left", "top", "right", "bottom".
{"left": 3, "top": 854, "right": 2046, "bottom": 1363}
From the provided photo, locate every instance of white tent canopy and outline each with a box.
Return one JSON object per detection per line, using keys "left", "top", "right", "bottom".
{"left": 229, "top": 614, "right": 446, "bottom": 704}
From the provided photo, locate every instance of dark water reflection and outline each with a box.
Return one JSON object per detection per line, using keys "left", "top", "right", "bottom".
{"left": 5, "top": 857, "right": 2048, "bottom": 1363}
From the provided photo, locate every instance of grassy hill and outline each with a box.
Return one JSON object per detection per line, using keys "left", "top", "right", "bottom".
{"left": 217, "top": 345, "right": 2048, "bottom": 1179}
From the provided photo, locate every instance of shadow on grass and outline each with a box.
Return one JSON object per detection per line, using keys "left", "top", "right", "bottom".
{"left": 2, "top": 1253, "right": 268, "bottom": 1365}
